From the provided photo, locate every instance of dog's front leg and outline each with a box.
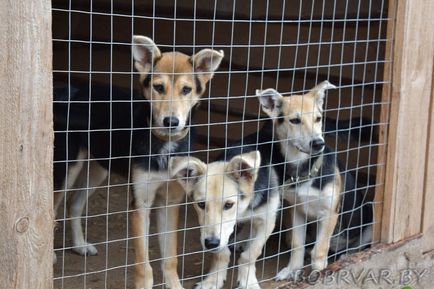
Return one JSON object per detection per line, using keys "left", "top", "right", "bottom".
{"left": 237, "top": 215, "right": 276, "bottom": 289}
{"left": 156, "top": 181, "right": 185, "bottom": 289}
{"left": 311, "top": 212, "right": 338, "bottom": 271}
{"left": 131, "top": 176, "right": 159, "bottom": 289}
{"left": 276, "top": 208, "right": 306, "bottom": 281}
{"left": 195, "top": 247, "right": 231, "bottom": 289}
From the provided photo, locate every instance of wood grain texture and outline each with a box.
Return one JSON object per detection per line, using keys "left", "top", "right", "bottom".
{"left": 377, "top": 0, "right": 434, "bottom": 243}
{"left": 372, "top": 0, "right": 397, "bottom": 243}
{"left": 0, "top": 0, "right": 53, "bottom": 288}
{"left": 422, "top": 70, "right": 434, "bottom": 238}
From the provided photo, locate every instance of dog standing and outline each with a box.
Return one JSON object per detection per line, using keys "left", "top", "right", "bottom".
{"left": 169, "top": 150, "right": 280, "bottom": 289}
{"left": 255, "top": 81, "right": 373, "bottom": 280}
{"left": 53, "top": 35, "right": 224, "bottom": 289}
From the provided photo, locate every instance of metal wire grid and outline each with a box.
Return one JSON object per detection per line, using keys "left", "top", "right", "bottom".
{"left": 52, "top": 0, "right": 391, "bottom": 288}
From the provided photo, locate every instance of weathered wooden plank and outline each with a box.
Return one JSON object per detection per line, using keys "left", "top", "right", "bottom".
{"left": 376, "top": 0, "right": 434, "bottom": 243}
{"left": 0, "top": 0, "right": 53, "bottom": 288}
{"left": 372, "top": 0, "right": 397, "bottom": 244}
{"left": 422, "top": 72, "right": 434, "bottom": 245}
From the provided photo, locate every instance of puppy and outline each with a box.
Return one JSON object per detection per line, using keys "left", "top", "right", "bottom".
{"left": 169, "top": 151, "right": 280, "bottom": 289}
{"left": 53, "top": 35, "right": 224, "bottom": 289}
{"left": 255, "top": 81, "right": 373, "bottom": 280}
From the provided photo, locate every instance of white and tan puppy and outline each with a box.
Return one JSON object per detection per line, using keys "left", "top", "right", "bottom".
{"left": 169, "top": 151, "right": 280, "bottom": 289}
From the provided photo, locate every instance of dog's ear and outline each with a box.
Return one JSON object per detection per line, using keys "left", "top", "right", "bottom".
{"left": 256, "top": 88, "right": 283, "bottom": 118}
{"left": 132, "top": 35, "right": 161, "bottom": 74}
{"left": 191, "top": 49, "right": 224, "bottom": 83}
{"left": 169, "top": 156, "right": 206, "bottom": 193}
{"left": 310, "top": 80, "right": 336, "bottom": 110}
{"left": 226, "top": 151, "right": 261, "bottom": 186}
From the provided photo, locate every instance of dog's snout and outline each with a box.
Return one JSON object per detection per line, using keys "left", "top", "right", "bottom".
{"left": 163, "top": 116, "right": 179, "bottom": 128}
{"left": 204, "top": 237, "right": 220, "bottom": 250}
{"left": 310, "top": 139, "right": 325, "bottom": 151}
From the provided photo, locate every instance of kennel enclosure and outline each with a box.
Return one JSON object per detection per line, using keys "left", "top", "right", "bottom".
{"left": 1, "top": 0, "right": 434, "bottom": 288}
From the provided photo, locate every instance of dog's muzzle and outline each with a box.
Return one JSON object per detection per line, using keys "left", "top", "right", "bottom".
{"left": 204, "top": 237, "right": 220, "bottom": 250}
{"left": 310, "top": 138, "right": 325, "bottom": 153}
{"left": 163, "top": 116, "right": 180, "bottom": 130}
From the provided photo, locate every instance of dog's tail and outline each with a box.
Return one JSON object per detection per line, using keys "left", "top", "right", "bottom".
{"left": 324, "top": 117, "right": 377, "bottom": 143}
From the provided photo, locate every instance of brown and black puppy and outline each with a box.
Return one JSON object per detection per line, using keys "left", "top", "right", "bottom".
{"left": 53, "top": 35, "right": 224, "bottom": 289}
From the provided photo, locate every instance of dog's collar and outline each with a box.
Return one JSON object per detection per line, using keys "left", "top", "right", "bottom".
{"left": 151, "top": 127, "right": 189, "bottom": 142}
{"left": 285, "top": 154, "right": 324, "bottom": 185}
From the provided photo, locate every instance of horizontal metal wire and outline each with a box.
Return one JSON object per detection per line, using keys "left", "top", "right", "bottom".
{"left": 51, "top": 7, "right": 390, "bottom": 23}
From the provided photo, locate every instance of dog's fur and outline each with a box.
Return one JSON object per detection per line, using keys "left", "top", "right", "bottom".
{"left": 53, "top": 35, "right": 223, "bottom": 289}
{"left": 169, "top": 151, "right": 280, "bottom": 289}
{"left": 255, "top": 81, "right": 373, "bottom": 280}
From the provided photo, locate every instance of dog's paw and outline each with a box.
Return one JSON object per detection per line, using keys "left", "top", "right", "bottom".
{"left": 194, "top": 278, "right": 223, "bottom": 289}
{"left": 275, "top": 267, "right": 298, "bottom": 281}
{"left": 311, "top": 259, "right": 327, "bottom": 271}
{"left": 234, "top": 285, "right": 260, "bottom": 289}
{"left": 72, "top": 242, "right": 98, "bottom": 256}
{"left": 236, "top": 268, "right": 260, "bottom": 289}
{"left": 235, "top": 280, "right": 261, "bottom": 289}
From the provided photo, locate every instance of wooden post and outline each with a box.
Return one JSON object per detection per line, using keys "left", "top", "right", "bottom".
{"left": 372, "top": 0, "right": 396, "bottom": 243}
{"left": 0, "top": 0, "right": 53, "bottom": 288}
{"left": 422, "top": 72, "right": 434, "bottom": 247}
{"left": 374, "top": 0, "right": 434, "bottom": 243}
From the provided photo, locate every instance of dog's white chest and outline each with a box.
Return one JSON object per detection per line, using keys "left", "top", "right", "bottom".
{"left": 283, "top": 181, "right": 335, "bottom": 219}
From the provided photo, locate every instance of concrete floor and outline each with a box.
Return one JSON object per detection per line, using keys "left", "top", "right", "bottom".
{"left": 276, "top": 229, "right": 434, "bottom": 289}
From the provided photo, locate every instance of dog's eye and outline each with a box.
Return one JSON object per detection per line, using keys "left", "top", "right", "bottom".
{"left": 153, "top": 84, "right": 165, "bottom": 94}
{"left": 223, "top": 202, "right": 234, "bottom": 210}
{"left": 315, "top": 116, "right": 322, "bottom": 123}
{"left": 197, "top": 201, "right": 206, "bottom": 210}
{"left": 289, "top": 118, "right": 301, "bottom": 125}
{"left": 181, "top": 86, "right": 192, "bottom": 95}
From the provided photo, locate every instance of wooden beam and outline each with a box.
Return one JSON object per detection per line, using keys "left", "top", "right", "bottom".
{"left": 422, "top": 69, "right": 434, "bottom": 245}
{"left": 0, "top": 0, "right": 53, "bottom": 288}
{"left": 372, "top": 0, "right": 397, "bottom": 244}
{"left": 375, "top": 0, "right": 434, "bottom": 243}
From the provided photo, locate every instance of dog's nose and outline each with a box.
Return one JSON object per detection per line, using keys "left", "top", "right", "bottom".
{"left": 163, "top": 116, "right": 179, "bottom": 128}
{"left": 204, "top": 237, "right": 220, "bottom": 250}
{"left": 310, "top": 139, "right": 325, "bottom": 151}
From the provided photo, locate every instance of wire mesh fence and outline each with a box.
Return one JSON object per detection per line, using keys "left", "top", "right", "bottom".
{"left": 52, "top": 0, "right": 390, "bottom": 288}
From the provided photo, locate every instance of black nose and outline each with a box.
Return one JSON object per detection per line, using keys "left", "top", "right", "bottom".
{"left": 163, "top": 116, "right": 179, "bottom": 128}
{"left": 310, "top": 139, "right": 325, "bottom": 151}
{"left": 204, "top": 237, "right": 220, "bottom": 250}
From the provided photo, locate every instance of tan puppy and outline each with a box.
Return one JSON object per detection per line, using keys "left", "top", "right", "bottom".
{"left": 256, "top": 81, "right": 372, "bottom": 280}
